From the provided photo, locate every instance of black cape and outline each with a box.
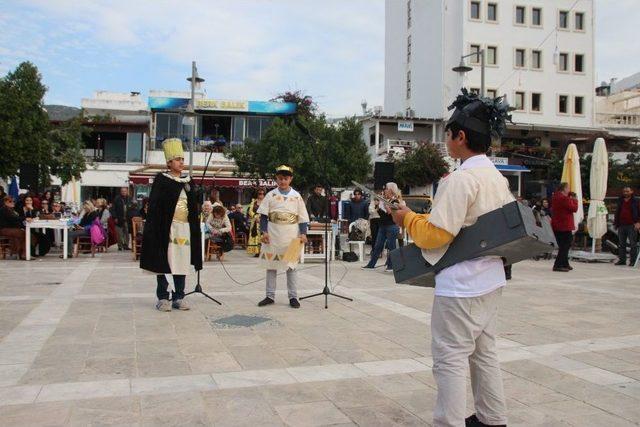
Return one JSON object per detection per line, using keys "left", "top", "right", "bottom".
{"left": 140, "top": 173, "right": 202, "bottom": 273}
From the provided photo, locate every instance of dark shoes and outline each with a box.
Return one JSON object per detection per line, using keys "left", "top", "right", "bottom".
{"left": 258, "top": 297, "right": 274, "bottom": 307}
{"left": 615, "top": 260, "right": 627, "bottom": 266}
{"left": 465, "top": 414, "right": 506, "bottom": 427}
{"left": 553, "top": 267, "right": 570, "bottom": 272}
{"left": 289, "top": 298, "right": 300, "bottom": 309}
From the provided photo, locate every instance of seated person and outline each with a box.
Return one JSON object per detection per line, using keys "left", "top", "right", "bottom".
{"left": 19, "top": 195, "right": 39, "bottom": 221}
{"left": 206, "top": 203, "right": 233, "bottom": 258}
{"left": 66, "top": 200, "right": 99, "bottom": 257}
{"left": 0, "top": 195, "right": 33, "bottom": 260}
{"left": 228, "top": 204, "right": 249, "bottom": 235}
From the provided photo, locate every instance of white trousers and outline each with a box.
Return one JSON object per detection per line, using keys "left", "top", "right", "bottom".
{"left": 431, "top": 287, "right": 507, "bottom": 427}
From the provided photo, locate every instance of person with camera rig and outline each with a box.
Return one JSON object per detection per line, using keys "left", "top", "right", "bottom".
{"left": 390, "top": 90, "right": 513, "bottom": 427}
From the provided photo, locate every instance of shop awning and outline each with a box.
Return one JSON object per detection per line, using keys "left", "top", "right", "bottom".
{"left": 495, "top": 165, "right": 530, "bottom": 172}
{"left": 128, "top": 174, "right": 276, "bottom": 188}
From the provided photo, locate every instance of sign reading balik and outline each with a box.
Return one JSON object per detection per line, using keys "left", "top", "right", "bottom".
{"left": 195, "top": 99, "right": 249, "bottom": 112}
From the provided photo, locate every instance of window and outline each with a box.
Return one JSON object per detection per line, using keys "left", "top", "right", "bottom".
{"left": 532, "top": 7, "right": 542, "bottom": 26}
{"left": 126, "top": 133, "right": 143, "bottom": 163}
{"left": 470, "top": 1, "right": 481, "bottom": 20}
{"left": 531, "top": 93, "right": 542, "bottom": 112}
{"left": 515, "top": 92, "right": 525, "bottom": 111}
{"left": 574, "top": 96, "right": 584, "bottom": 115}
{"left": 232, "top": 117, "right": 245, "bottom": 142}
{"left": 559, "top": 11, "right": 569, "bottom": 29}
{"left": 406, "top": 70, "right": 411, "bottom": 99}
{"left": 575, "top": 12, "right": 584, "bottom": 30}
{"left": 515, "top": 6, "right": 526, "bottom": 24}
{"left": 559, "top": 53, "right": 569, "bottom": 72}
{"left": 487, "top": 3, "right": 497, "bottom": 21}
{"left": 558, "top": 95, "right": 569, "bottom": 114}
{"left": 515, "top": 48, "right": 526, "bottom": 68}
{"left": 487, "top": 89, "right": 498, "bottom": 98}
{"left": 531, "top": 50, "right": 542, "bottom": 69}
{"left": 487, "top": 46, "right": 497, "bottom": 65}
{"left": 155, "top": 113, "right": 181, "bottom": 143}
{"left": 470, "top": 44, "right": 481, "bottom": 64}
{"left": 246, "top": 117, "right": 274, "bottom": 142}
{"left": 407, "top": 35, "right": 412, "bottom": 63}
{"left": 407, "top": 0, "right": 412, "bottom": 28}
{"left": 574, "top": 54, "right": 584, "bottom": 73}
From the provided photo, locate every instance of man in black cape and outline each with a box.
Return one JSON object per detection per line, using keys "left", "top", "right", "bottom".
{"left": 140, "top": 138, "right": 202, "bottom": 311}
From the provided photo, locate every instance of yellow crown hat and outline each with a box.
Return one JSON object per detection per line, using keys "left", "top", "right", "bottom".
{"left": 163, "top": 138, "right": 184, "bottom": 162}
{"left": 275, "top": 165, "right": 293, "bottom": 176}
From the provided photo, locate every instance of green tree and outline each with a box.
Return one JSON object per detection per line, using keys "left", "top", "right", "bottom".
{"left": 48, "top": 116, "right": 88, "bottom": 185}
{"left": 226, "top": 115, "right": 370, "bottom": 192}
{"left": 392, "top": 143, "right": 449, "bottom": 188}
{"left": 0, "top": 62, "right": 87, "bottom": 188}
{"left": 0, "top": 62, "right": 50, "bottom": 188}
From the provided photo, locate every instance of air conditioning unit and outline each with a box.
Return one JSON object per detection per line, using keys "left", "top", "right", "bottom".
{"left": 405, "top": 108, "right": 415, "bottom": 118}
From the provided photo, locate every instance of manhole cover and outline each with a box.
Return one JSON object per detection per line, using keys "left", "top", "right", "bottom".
{"left": 208, "top": 314, "right": 281, "bottom": 329}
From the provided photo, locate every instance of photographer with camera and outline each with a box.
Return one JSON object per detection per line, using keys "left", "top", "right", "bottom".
{"left": 551, "top": 183, "right": 578, "bottom": 272}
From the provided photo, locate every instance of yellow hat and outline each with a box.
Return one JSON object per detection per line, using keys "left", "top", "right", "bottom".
{"left": 275, "top": 165, "right": 293, "bottom": 176}
{"left": 163, "top": 138, "right": 184, "bottom": 162}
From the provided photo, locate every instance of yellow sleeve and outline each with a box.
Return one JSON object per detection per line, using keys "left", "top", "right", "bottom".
{"left": 403, "top": 211, "right": 454, "bottom": 250}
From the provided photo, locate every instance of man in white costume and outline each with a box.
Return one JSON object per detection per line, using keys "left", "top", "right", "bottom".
{"left": 257, "top": 165, "right": 309, "bottom": 309}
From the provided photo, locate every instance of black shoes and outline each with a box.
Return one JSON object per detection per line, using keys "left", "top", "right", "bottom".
{"left": 465, "top": 414, "right": 506, "bottom": 427}
{"left": 258, "top": 297, "right": 300, "bottom": 309}
{"left": 615, "top": 260, "right": 627, "bottom": 266}
{"left": 258, "top": 297, "right": 274, "bottom": 307}
{"left": 553, "top": 267, "right": 570, "bottom": 272}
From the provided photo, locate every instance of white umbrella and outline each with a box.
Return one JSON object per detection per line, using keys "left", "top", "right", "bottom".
{"left": 561, "top": 143, "right": 583, "bottom": 232}
{"left": 61, "top": 177, "right": 81, "bottom": 212}
{"left": 587, "top": 138, "right": 608, "bottom": 253}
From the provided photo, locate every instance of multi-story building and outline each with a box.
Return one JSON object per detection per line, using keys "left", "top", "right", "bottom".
{"left": 384, "top": 0, "right": 598, "bottom": 198}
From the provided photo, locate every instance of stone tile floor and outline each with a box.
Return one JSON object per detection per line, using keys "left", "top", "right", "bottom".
{"left": 0, "top": 250, "right": 639, "bottom": 426}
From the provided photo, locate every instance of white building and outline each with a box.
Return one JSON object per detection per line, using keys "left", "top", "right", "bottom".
{"left": 66, "top": 91, "right": 150, "bottom": 201}
{"left": 383, "top": 0, "right": 599, "bottom": 199}
{"left": 385, "top": 0, "right": 596, "bottom": 145}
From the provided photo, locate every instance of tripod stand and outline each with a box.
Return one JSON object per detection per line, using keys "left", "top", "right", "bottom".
{"left": 297, "top": 123, "right": 353, "bottom": 309}
{"left": 184, "top": 144, "right": 222, "bottom": 305}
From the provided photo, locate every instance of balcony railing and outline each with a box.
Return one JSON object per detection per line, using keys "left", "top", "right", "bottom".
{"left": 597, "top": 112, "right": 640, "bottom": 128}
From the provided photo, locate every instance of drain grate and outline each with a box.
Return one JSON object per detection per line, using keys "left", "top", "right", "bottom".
{"left": 208, "top": 314, "right": 281, "bottom": 329}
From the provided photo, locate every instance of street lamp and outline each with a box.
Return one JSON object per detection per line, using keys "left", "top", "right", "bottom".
{"left": 452, "top": 49, "right": 485, "bottom": 97}
{"left": 186, "top": 61, "right": 205, "bottom": 176}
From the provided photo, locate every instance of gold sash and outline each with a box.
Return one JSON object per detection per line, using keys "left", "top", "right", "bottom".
{"left": 268, "top": 212, "right": 298, "bottom": 225}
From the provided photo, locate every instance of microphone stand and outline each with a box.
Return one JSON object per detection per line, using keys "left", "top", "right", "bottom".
{"left": 296, "top": 119, "right": 352, "bottom": 309}
{"left": 184, "top": 143, "right": 222, "bottom": 305}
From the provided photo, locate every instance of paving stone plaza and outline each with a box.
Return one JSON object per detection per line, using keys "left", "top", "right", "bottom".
{"left": 1, "top": 251, "right": 639, "bottom": 426}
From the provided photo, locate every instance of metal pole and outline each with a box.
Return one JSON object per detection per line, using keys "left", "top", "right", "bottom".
{"left": 189, "top": 61, "right": 195, "bottom": 176}
{"left": 480, "top": 49, "right": 485, "bottom": 97}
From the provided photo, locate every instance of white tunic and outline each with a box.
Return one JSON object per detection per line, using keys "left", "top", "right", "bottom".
{"left": 257, "top": 188, "right": 310, "bottom": 271}
{"left": 423, "top": 155, "right": 515, "bottom": 298}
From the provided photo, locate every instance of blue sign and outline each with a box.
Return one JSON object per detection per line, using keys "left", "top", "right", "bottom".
{"left": 148, "top": 97, "right": 296, "bottom": 115}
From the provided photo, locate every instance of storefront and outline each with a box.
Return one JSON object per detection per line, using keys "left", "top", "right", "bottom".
{"left": 489, "top": 157, "right": 530, "bottom": 197}
{"left": 129, "top": 169, "right": 277, "bottom": 207}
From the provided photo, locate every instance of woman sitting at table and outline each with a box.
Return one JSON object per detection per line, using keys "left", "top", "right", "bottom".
{"left": 0, "top": 195, "right": 34, "bottom": 260}
{"left": 206, "top": 202, "right": 233, "bottom": 260}
{"left": 65, "top": 200, "right": 99, "bottom": 257}
{"left": 19, "top": 196, "right": 39, "bottom": 221}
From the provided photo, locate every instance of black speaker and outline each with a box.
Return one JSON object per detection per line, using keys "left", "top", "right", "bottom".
{"left": 19, "top": 164, "right": 39, "bottom": 190}
{"left": 373, "top": 162, "right": 394, "bottom": 190}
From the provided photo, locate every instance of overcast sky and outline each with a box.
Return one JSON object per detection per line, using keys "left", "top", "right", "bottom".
{"left": 0, "top": 0, "right": 637, "bottom": 116}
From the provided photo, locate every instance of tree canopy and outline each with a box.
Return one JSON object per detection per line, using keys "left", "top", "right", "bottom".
{"left": 392, "top": 143, "right": 449, "bottom": 188}
{"left": 226, "top": 114, "right": 371, "bottom": 193}
{"left": 0, "top": 61, "right": 87, "bottom": 189}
